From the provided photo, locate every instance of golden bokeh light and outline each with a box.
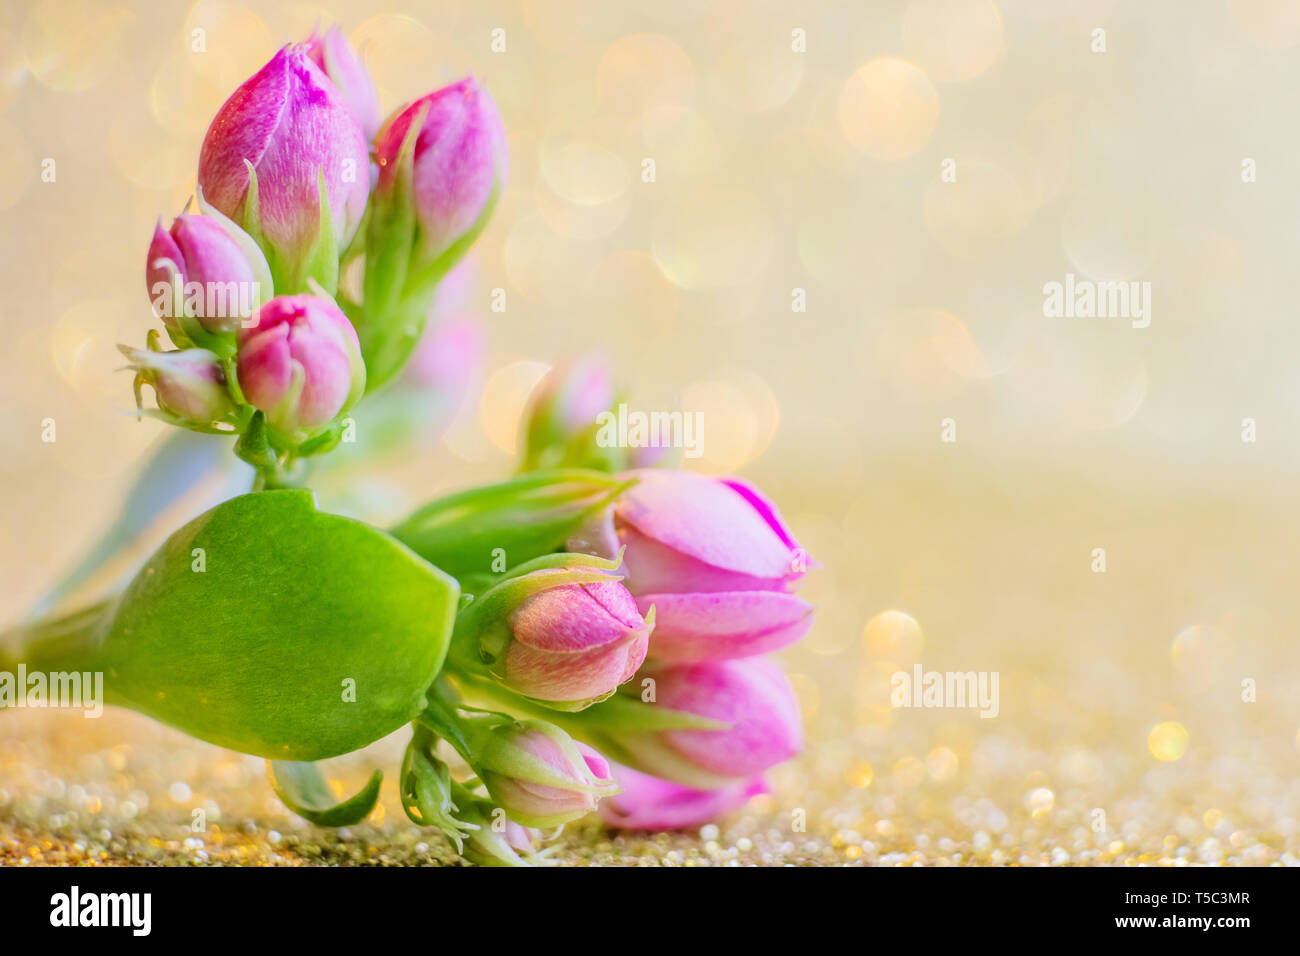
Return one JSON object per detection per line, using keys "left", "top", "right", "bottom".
{"left": 1148, "top": 721, "right": 1190, "bottom": 762}
{"left": 902, "top": 0, "right": 1005, "bottom": 83}
{"left": 479, "top": 358, "right": 550, "bottom": 455}
{"left": 838, "top": 58, "right": 939, "bottom": 161}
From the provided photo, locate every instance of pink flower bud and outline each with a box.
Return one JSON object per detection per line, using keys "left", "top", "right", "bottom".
{"left": 622, "top": 658, "right": 802, "bottom": 790}
{"left": 120, "top": 345, "right": 236, "bottom": 426}
{"left": 574, "top": 470, "right": 814, "bottom": 662}
{"left": 599, "top": 764, "right": 767, "bottom": 831}
{"left": 237, "top": 294, "right": 365, "bottom": 434}
{"left": 146, "top": 214, "right": 263, "bottom": 336}
{"left": 471, "top": 720, "right": 618, "bottom": 827}
{"left": 304, "top": 25, "right": 381, "bottom": 140}
{"left": 495, "top": 578, "right": 650, "bottom": 703}
{"left": 374, "top": 77, "right": 507, "bottom": 269}
{"left": 521, "top": 355, "right": 614, "bottom": 469}
{"left": 198, "top": 44, "right": 370, "bottom": 269}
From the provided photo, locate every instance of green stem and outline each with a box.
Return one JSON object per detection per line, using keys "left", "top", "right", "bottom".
{"left": 0, "top": 599, "right": 114, "bottom": 676}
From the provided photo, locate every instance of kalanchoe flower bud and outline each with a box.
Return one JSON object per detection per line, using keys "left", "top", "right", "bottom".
{"left": 571, "top": 470, "right": 814, "bottom": 662}
{"left": 198, "top": 44, "right": 369, "bottom": 292}
{"left": 456, "top": 790, "right": 554, "bottom": 867}
{"left": 237, "top": 294, "right": 365, "bottom": 436}
{"left": 468, "top": 718, "right": 619, "bottom": 828}
{"left": 374, "top": 77, "right": 507, "bottom": 272}
{"left": 120, "top": 344, "right": 237, "bottom": 428}
{"left": 612, "top": 658, "right": 802, "bottom": 791}
{"left": 359, "top": 77, "right": 507, "bottom": 389}
{"left": 599, "top": 763, "right": 767, "bottom": 831}
{"left": 304, "top": 25, "right": 381, "bottom": 139}
{"left": 451, "top": 553, "right": 651, "bottom": 707}
{"left": 520, "top": 356, "right": 616, "bottom": 471}
{"left": 146, "top": 213, "right": 270, "bottom": 342}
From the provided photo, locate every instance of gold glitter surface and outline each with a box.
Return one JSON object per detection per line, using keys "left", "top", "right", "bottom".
{"left": 4, "top": 0, "right": 1300, "bottom": 866}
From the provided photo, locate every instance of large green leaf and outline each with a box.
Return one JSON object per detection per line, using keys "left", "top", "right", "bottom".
{"left": 94, "top": 490, "right": 459, "bottom": 760}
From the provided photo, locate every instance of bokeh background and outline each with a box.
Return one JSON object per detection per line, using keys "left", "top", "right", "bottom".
{"left": 3, "top": 0, "right": 1300, "bottom": 865}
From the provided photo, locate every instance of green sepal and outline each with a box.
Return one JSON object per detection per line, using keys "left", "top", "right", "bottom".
{"left": 399, "top": 727, "right": 476, "bottom": 852}
{"left": 196, "top": 183, "right": 274, "bottom": 321}
{"left": 360, "top": 103, "right": 426, "bottom": 390}
{"left": 450, "top": 549, "right": 626, "bottom": 652}
{"left": 289, "top": 167, "right": 340, "bottom": 296}
{"left": 234, "top": 410, "right": 278, "bottom": 470}
{"left": 453, "top": 781, "right": 555, "bottom": 867}
{"left": 390, "top": 469, "right": 635, "bottom": 581}
{"left": 239, "top": 161, "right": 275, "bottom": 286}
{"left": 267, "top": 759, "right": 383, "bottom": 827}
{"left": 406, "top": 175, "right": 501, "bottom": 300}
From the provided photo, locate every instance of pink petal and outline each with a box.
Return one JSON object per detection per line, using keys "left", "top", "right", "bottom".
{"left": 637, "top": 590, "right": 813, "bottom": 661}
{"left": 599, "top": 764, "right": 767, "bottom": 831}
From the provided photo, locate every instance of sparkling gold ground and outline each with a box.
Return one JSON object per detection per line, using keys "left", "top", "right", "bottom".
{"left": 4, "top": 462, "right": 1298, "bottom": 867}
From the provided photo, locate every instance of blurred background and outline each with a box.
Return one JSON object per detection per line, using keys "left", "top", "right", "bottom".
{"left": 2, "top": 0, "right": 1299, "bottom": 865}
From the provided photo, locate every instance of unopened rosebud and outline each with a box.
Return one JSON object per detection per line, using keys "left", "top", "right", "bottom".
{"left": 305, "top": 24, "right": 381, "bottom": 140}
{"left": 468, "top": 719, "right": 618, "bottom": 827}
{"left": 237, "top": 294, "right": 365, "bottom": 435}
{"left": 198, "top": 44, "right": 369, "bottom": 292}
{"left": 146, "top": 213, "right": 269, "bottom": 341}
{"left": 120, "top": 345, "right": 236, "bottom": 427}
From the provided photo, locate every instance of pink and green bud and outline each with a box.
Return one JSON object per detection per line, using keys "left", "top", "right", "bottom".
{"left": 599, "top": 763, "right": 767, "bottom": 831}
{"left": 197, "top": 44, "right": 370, "bottom": 293}
{"left": 146, "top": 213, "right": 269, "bottom": 342}
{"left": 520, "top": 356, "right": 615, "bottom": 470}
{"left": 614, "top": 658, "right": 802, "bottom": 790}
{"left": 358, "top": 78, "right": 506, "bottom": 389}
{"left": 120, "top": 344, "right": 236, "bottom": 427}
{"left": 373, "top": 77, "right": 506, "bottom": 272}
{"left": 458, "top": 797, "right": 552, "bottom": 867}
{"left": 452, "top": 554, "right": 650, "bottom": 707}
{"left": 237, "top": 294, "right": 365, "bottom": 436}
{"left": 469, "top": 719, "right": 618, "bottom": 828}
{"left": 304, "top": 25, "right": 381, "bottom": 140}
{"left": 571, "top": 470, "right": 814, "bottom": 662}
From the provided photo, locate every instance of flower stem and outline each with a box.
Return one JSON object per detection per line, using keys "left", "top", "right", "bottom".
{"left": 0, "top": 599, "right": 113, "bottom": 677}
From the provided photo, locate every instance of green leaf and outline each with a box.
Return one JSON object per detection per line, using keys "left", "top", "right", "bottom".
{"left": 94, "top": 489, "right": 459, "bottom": 760}
{"left": 390, "top": 469, "right": 633, "bottom": 582}
{"left": 268, "top": 760, "right": 383, "bottom": 827}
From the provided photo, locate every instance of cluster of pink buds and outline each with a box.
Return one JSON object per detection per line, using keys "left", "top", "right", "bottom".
{"left": 575, "top": 469, "right": 811, "bottom": 828}
{"left": 419, "top": 377, "right": 814, "bottom": 837}
{"left": 121, "top": 25, "right": 506, "bottom": 484}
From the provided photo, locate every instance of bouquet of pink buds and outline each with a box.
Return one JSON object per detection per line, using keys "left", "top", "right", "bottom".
{"left": 0, "top": 27, "right": 815, "bottom": 866}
